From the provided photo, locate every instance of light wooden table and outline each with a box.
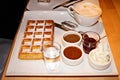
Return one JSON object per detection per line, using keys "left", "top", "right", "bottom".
{"left": 1, "top": 0, "right": 120, "bottom": 79}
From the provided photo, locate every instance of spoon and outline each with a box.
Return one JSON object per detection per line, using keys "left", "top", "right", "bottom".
{"left": 55, "top": 21, "right": 106, "bottom": 41}
{"left": 63, "top": 0, "right": 84, "bottom": 8}
{"left": 75, "top": 30, "right": 106, "bottom": 41}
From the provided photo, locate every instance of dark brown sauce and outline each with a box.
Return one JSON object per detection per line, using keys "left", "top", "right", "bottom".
{"left": 83, "top": 36, "right": 97, "bottom": 54}
{"left": 63, "top": 34, "right": 80, "bottom": 43}
{"left": 63, "top": 46, "right": 82, "bottom": 60}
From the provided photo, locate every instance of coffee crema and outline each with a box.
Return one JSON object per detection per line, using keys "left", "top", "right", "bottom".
{"left": 73, "top": 1, "right": 102, "bottom": 17}
{"left": 63, "top": 46, "right": 82, "bottom": 60}
{"left": 63, "top": 34, "right": 80, "bottom": 43}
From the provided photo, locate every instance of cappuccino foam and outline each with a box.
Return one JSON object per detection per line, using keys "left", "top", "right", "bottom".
{"left": 73, "top": 1, "right": 102, "bottom": 17}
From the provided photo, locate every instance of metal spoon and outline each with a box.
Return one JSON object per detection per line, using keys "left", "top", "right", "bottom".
{"left": 63, "top": 0, "right": 84, "bottom": 8}
{"left": 54, "top": 21, "right": 106, "bottom": 41}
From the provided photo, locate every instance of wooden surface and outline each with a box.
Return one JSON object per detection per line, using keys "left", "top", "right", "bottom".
{"left": 1, "top": 0, "right": 120, "bottom": 80}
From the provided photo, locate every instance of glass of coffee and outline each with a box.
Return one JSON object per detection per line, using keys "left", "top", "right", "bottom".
{"left": 82, "top": 31, "right": 100, "bottom": 54}
{"left": 67, "top": 1, "right": 102, "bottom": 26}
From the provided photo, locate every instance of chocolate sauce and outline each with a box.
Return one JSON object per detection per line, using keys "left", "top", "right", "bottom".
{"left": 83, "top": 36, "right": 97, "bottom": 54}
{"left": 63, "top": 46, "right": 82, "bottom": 60}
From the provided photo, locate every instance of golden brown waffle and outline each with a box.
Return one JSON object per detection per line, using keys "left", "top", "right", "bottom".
{"left": 18, "top": 20, "right": 54, "bottom": 60}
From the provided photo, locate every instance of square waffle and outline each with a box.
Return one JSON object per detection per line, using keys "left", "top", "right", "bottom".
{"left": 18, "top": 20, "right": 54, "bottom": 60}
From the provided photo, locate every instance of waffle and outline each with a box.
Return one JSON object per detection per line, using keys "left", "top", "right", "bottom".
{"left": 18, "top": 20, "right": 54, "bottom": 60}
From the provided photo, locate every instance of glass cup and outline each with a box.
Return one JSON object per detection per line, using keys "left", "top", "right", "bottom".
{"left": 43, "top": 42, "right": 61, "bottom": 71}
{"left": 82, "top": 31, "right": 100, "bottom": 54}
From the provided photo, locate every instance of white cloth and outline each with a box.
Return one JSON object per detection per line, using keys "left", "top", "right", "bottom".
{"left": 27, "top": 0, "right": 100, "bottom": 11}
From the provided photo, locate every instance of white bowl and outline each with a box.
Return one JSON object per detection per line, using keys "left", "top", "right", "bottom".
{"left": 67, "top": 1, "right": 102, "bottom": 26}
{"left": 61, "top": 31, "right": 82, "bottom": 47}
{"left": 61, "top": 45, "right": 84, "bottom": 66}
{"left": 88, "top": 48, "right": 111, "bottom": 70}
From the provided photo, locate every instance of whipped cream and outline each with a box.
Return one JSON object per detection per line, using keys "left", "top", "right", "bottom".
{"left": 89, "top": 43, "right": 111, "bottom": 64}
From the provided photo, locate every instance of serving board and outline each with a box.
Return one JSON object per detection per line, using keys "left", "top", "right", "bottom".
{"left": 6, "top": 11, "right": 118, "bottom": 76}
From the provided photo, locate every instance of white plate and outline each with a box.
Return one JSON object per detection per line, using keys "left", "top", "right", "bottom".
{"left": 6, "top": 11, "right": 118, "bottom": 76}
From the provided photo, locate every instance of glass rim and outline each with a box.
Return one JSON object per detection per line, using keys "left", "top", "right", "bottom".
{"left": 82, "top": 31, "right": 100, "bottom": 42}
